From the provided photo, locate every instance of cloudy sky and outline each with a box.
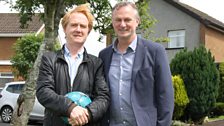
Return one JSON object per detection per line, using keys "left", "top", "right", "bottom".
{"left": 0, "top": 0, "right": 223, "bottom": 23}
{"left": 180, "top": 0, "right": 224, "bottom": 23}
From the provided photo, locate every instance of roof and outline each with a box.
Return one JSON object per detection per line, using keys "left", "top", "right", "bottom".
{"left": 0, "top": 13, "right": 43, "bottom": 36}
{"left": 164, "top": 0, "right": 224, "bottom": 33}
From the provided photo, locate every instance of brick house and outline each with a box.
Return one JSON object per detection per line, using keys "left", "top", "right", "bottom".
{"left": 0, "top": 13, "right": 43, "bottom": 86}
{"left": 149, "top": 0, "right": 224, "bottom": 63}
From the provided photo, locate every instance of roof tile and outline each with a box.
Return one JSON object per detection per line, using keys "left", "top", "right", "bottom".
{"left": 0, "top": 13, "right": 43, "bottom": 34}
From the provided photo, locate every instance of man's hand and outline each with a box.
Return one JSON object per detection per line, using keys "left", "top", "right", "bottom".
{"left": 68, "top": 106, "right": 89, "bottom": 126}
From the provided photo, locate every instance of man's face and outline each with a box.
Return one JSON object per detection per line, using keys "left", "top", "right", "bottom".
{"left": 64, "top": 12, "right": 89, "bottom": 46}
{"left": 112, "top": 5, "right": 139, "bottom": 39}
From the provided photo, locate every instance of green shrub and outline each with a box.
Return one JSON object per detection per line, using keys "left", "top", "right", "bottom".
{"left": 170, "top": 46, "right": 220, "bottom": 122}
{"left": 217, "top": 62, "right": 224, "bottom": 102}
{"left": 11, "top": 34, "right": 44, "bottom": 79}
{"left": 210, "top": 102, "right": 224, "bottom": 117}
{"left": 172, "top": 75, "right": 189, "bottom": 120}
{"left": 11, "top": 33, "right": 61, "bottom": 79}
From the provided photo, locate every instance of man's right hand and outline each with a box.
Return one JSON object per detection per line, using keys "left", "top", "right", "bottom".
{"left": 68, "top": 106, "right": 89, "bottom": 126}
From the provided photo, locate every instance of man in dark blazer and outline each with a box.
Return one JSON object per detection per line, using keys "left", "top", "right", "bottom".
{"left": 99, "top": 1, "right": 174, "bottom": 126}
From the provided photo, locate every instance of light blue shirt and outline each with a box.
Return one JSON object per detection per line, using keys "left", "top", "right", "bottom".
{"left": 64, "top": 45, "right": 84, "bottom": 86}
{"left": 109, "top": 37, "right": 138, "bottom": 126}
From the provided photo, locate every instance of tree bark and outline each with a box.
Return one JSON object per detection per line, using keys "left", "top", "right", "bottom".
{"left": 11, "top": 0, "right": 65, "bottom": 125}
{"left": 11, "top": 41, "right": 46, "bottom": 126}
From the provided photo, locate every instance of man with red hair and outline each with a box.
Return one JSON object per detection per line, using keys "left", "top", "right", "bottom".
{"left": 36, "top": 4, "right": 110, "bottom": 126}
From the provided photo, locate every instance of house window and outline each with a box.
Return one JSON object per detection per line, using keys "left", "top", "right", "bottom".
{"left": 168, "top": 30, "right": 185, "bottom": 48}
{"left": 0, "top": 72, "right": 14, "bottom": 84}
{"left": 0, "top": 72, "right": 14, "bottom": 78}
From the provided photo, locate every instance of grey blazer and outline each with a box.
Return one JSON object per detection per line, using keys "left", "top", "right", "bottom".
{"left": 99, "top": 36, "right": 174, "bottom": 126}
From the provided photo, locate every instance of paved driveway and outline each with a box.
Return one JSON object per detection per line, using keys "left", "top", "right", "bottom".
{"left": 201, "top": 120, "right": 224, "bottom": 126}
{"left": 0, "top": 118, "right": 42, "bottom": 126}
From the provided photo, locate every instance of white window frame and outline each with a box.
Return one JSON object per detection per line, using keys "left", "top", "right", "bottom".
{"left": 0, "top": 72, "right": 14, "bottom": 79}
{"left": 168, "top": 30, "right": 185, "bottom": 48}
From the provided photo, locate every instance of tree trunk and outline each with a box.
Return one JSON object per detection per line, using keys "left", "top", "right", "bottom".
{"left": 11, "top": 0, "right": 65, "bottom": 125}
{"left": 11, "top": 41, "right": 46, "bottom": 126}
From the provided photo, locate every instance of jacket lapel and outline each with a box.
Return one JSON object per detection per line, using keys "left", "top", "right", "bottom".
{"left": 131, "top": 37, "right": 146, "bottom": 83}
{"left": 104, "top": 46, "right": 113, "bottom": 81}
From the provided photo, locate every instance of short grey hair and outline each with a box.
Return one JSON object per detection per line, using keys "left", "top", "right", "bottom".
{"left": 112, "top": 1, "right": 140, "bottom": 19}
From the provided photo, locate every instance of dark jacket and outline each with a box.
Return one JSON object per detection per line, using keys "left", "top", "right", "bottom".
{"left": 36, "top": 48, "right": 110, "bottom": 126}
{"left": 99, "top": 37, "right": 174, "bottom": 126}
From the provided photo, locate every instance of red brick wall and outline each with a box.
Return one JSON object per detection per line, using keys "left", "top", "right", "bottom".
{"left": 201, "top": 25, "right": 224, "bottom": 63}
{"left": 0, "top": 37, "right": 18, "bottom": 60}
{"left": 0, "top": 37, "right": 20, "bottom": 83}
{"left": 0, "top": 65, "right": 12, "bottom": 72}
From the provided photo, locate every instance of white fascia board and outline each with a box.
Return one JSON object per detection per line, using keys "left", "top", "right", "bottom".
{"left": 0, "top": 60, "right": 12, "bottom": 65}
{"left": 35, "top": 24, "right": 45, "bottom": 36}
{"left": 0, "top": 33, "right": 26, "bottom": 37}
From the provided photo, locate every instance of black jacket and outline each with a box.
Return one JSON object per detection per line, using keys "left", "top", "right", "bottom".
{"left": 36, "top": 48, "right": 110, "bottom": 126}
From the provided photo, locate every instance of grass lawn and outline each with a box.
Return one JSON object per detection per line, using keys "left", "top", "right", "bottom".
{"left": 209, "top": 115, "right": 224, "bottom": 122}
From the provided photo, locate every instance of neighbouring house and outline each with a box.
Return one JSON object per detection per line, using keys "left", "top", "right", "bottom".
{"left": 0, "top": 13, "right": 43, "bottom": 86}
{"left": 149, "top": 0, "right": 224, "bottom": 63}
{"left": 0, "top": 13, "right": 106, "bottom": 87}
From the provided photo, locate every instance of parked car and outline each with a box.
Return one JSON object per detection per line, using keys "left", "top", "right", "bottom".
{"left": 0, "top": 81, "right": 44, "bottom": 123}
{"left": 0, "top": 87, "right": 3, "bottom": 99}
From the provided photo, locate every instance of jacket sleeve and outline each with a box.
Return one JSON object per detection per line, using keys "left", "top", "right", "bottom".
{"left": 86, "top": 58, "right": 110, "bottom": 123}
{"left": 36, "top": 52, "right": 74, "bottom": 117}
{"left": 155, "top": 45, "right": 174, "bottom": 126}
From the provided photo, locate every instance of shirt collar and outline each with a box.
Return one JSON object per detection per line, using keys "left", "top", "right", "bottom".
{"left": 112, "top": 36, "right": 138, "bottom": 53}
{"left": 64, "top": 45, "right": 84, "bottom": 58}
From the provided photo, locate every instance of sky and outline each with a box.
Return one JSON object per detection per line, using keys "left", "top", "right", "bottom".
{"left": 0, "top": 0, "right": 223, "bottom": 23}
{"left": 180, "top": 0, "right": 224, "bottom": 23}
